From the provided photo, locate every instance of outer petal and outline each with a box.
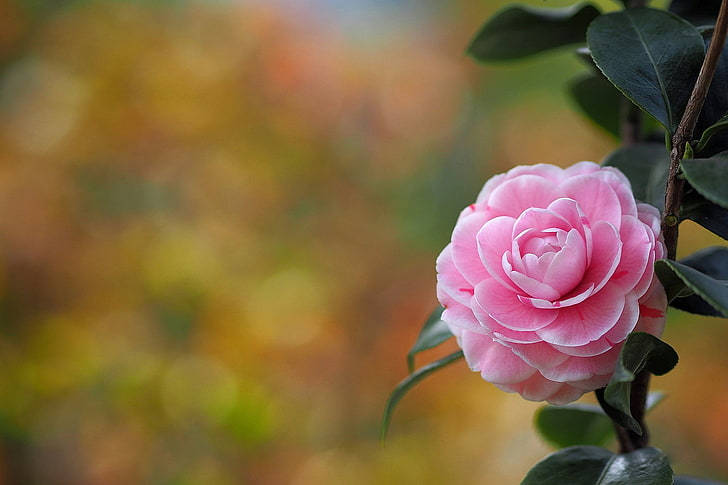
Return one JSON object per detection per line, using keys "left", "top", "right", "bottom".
{"left": 488, "top": 175, "right": 559, "bottom": 217}
{"left": 536, "top": 283, "right": 625, "bottom": 347}
{"left": 476, "top": 216, "right": 519, "bottom": 289}
{"left": 461, "top": 331, "right": 536, "bottom": 384}
{"left": 610, "top": 216, "right": 652, "bottom": 293}
{"left": 451, "top": 211, "right": 491, "bottom": 285}
{"left": 436, "top": 244, "right": 473, "bottom": 306}
{"left": 558, "top": 174, "right": 622, "bottom": 229}
{"left": 635, "top": 278, "right": 667, "bottom": 337}
{"left": 507, "top": 341, "right": 570, "bottom": 371}
{"left": 595, "top": 168, "right": 638, "bottom": 217}
{"left": 540, "top": 346, "right": 621, "bottom": 382}
{"left": 475, "top": 278, "right": 557, "bottom": 331}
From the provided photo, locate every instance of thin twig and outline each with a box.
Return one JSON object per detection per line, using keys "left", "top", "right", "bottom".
{"left": 663, "top": 0, "right": 728, "bottom": 260}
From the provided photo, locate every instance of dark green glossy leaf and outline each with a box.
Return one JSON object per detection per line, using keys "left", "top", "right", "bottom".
{"left": 655, "top": 255, "right": 728, "bottom": 318}
{"left": 601, "top": 143, "right": 669, "bottom": 209}
{"left": 681, "top": 188, "right": 728, "bottom": 239}
{"left": 569, "top": 73, "right": 621, "bottom": 138}
{"left": 671, "top": 247, "right": 728, "bottom": 316}
{"left": 522, "top": 446, "right": 673, "bottom": 485}
{"left": 535, "top": 391, "right": 665, "bottom": 449}
{"left": 669, "top": 0, "right": 722, "bottom": 27}
{"left": 535, "top": 404, "right": 614, "bottom": 449}
{"left": 682, "top": 156, "right": 728, "bottom": 209}
{"left": 407, "top": 307, "right": 452, "bottom": 373}
{"left": 695, "top": 37, "right": 728, "bottom": 156}
{"left": 674, "top": 476, "right": 728, "bottom": 485}
{"left": 380, "top": 351, "right": 463, "bottom": 441}
{"left": 468, "top": 3, "right": 600, "bottom": 62}
{"left": 587, "top": 8, "right": 705, "bottom": 133}
{"left": 696, "top": 114, "right": 728, "bottom": 153}
{"left": 602, "top": 333, "right": 678, "bottom": 435}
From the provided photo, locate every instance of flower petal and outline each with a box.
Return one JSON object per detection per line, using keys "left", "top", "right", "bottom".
{"left": 475, "top": 278, "right": 558, "bottom": 331}
{"left": 451, "top": 211, "right": 491, "bottom": 285}
{"left": 536, "top": 283, "right": 625, "bottom": 347}
{"left": 558, "top": 174, "right": 622, "bottom": 229}
{"left": 461, "top": 331, "right": 536, "bottom": 384}
{"left": 476, "top": 216, "right": 519, "bottom": 289}
{"left": 488, "top": 175, "right": 559, "bottom": 217}
{"left": 610, "top": 215, "right": 652, "bottom": 293}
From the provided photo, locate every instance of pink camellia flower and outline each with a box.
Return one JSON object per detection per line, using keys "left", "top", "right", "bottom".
{"left": 436, "top": 162, "right": 667, "bottom": 404}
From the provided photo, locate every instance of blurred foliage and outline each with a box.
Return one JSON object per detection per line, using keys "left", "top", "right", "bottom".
{"left": 0, "top": 0, "right": 724, "bottom": 483}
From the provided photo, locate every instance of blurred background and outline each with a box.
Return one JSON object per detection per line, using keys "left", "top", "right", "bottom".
{"left": 0, "top": 0, "right": 726, "bottom": 483}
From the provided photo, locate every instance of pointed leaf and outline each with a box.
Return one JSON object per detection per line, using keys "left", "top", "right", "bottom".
{"left": 468, "top": 3, "right": 600, "bottom": 62}
{"left": 569, "top": 73, "right": 621, "bottom": 138}
{"left": 601, "top": 333, "right": 678, "bottom": 435}
{"left": 381, "top": 351, "right": 463, "bottom": 441}
{"left": 587, "top": 8, "right": 705, "bottom": 133}
{"left": 407, "top": 307, "right": 453, "bottom": 373}
{"left": 656, "top": 252, "right": 728, "bottom": 317}
{"left": 696, "top": 114, "right": 728, "bottom": 153}
{"left": 535, "top": 404, "right": 614, "bottom": 449}
{"left": 601, "top": 143, "right": 669, "bottom": 209}
{"left": 681, "top": 188, "right": 728, "bottom": 240}
{"left": 522, "top": 446, "right": 673, "bottom": 485}
{"left": 682, "top": 156, "right": 728, "bottom": 209}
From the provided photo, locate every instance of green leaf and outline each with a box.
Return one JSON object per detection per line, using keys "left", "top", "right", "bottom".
{"left": 467, "top": 3, "right": 600, "bottom": 62}
{"left": 569, "top": 73, "right": 621, "bottom": 138}
{"left": 656, "top": 254, "right": 728, "bottom": 318}
{"left": 535, "top": 391, "right": 665, "bottom": 449}
{"left": 587, "top": 8, "right": 705, "bottom": 133}
{"left": 601, "top": 333, "right": 679, "bottom": 435}
{"left": 380, "top": 351, "right": 463, "bottom": 441}
{"left": 674, "top": 476, "right": 728, "bottom": 485}
{"left": 682, "top": 156, "right": 728, "bottom": 209}
{"left": 601, "top": 143, "right": 669, "bottom": 209}
{"left": 407, "top": 307, "right": 452, "bottom": 373}
{"left": 535, "top": 404, "right": 614, "bottom": 449}
{"left": 681, "top": 188, "right": 728, "bottom": 240}
{"left": 521, "top": 446, "right": 673, "bottom": 485}
{"left": 696, "top": 115, "right": 728, "bottom": 153}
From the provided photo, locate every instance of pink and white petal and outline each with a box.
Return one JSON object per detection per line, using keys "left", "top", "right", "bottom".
{"left": 603, "top": 293, "right": 640, "bottom": 344}
{"left": 596, "top": 168, "right": 638, "bottom": 217}
{"left": 537, "top": 283, "right": 626, "bottom": 347}
{"left": 562, "top": 161, "right": 601, "bottom": 177}
{"left": 574, "top": 221, "right": 622, "bottom": 295}
{"left": 519, "top": 284, "right": 595, "bottom": 310}
{"left": 516, "top": 373, "right": 565, "bottom": 402}
{"left": 436, "top": 244, "right": 473, "bottom": 306}
{"left": 476, "top": 173, "right": 507, "bottom": 204}
{"left": 570, "top": 373, "right": 612, "bottom": 391}
{"left": 512, "top": 208, "right": 572, "bottom": 240}
{"left": 540, "top": 346, "right": 621, "bottom": 382}
{"left": 488, "top": 175, "right": 560, "bottom": 217}
{"left": 635, "top": 279, "right": 667, "bottom": 337}
{"left": 551, "top": 338, "right": 613, "bottom": 358}
{"left": 471, "top": 295, "right": 542, "bottom": 343}
{"left": 611, "top": 216, "right": 652, "bottom": 293}
{"left": 558, "top": 174, "right": 622, "bottom": 229}
{"left": 504, "top": 164, "right": 565, "bottom": 183}
{"left": 546, "top": 384, "right": 586, "bottom": 405}
{"left": 637, "top": 202, "right": 662, "bottom": 237}
{"left": 442, "top": 300, "right": 489, "bottom": 335}
{"left": 508, "top": 341, "right": 570, "bottom": 371}
{"left": 451, "top": 211, "right": 491, "bottom": 285}
{"left": 461, "top": 331, "right": 537, "bottom": 384}
{"left": 542, "top": 229, "right": 587, "bottom": 296}
{"left": 475, "top": 278, "right": 558, "bottom": 331}
{"left": 508, "top": 270, "right": 561, "bottom": 301}
{"left": 476, "top": 216, "right": 520, "bottom": 289}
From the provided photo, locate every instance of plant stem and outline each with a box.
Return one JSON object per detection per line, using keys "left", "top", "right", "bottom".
{"left": 663, "top": 0, "right": 728, "bottom": 260}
